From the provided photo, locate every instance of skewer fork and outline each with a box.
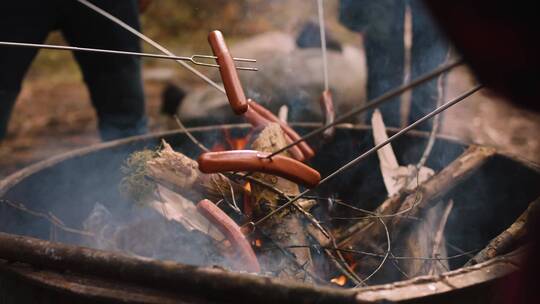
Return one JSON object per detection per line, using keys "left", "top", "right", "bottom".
{"left": 0, "top": 41, "right": 258, "bottom": 71}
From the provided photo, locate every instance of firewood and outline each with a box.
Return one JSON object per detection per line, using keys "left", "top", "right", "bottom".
{"left": 465, "top": 196, "right": 540, "bottom": 266}
{"left": 145, "top": 140, "right": 245, "bottom": 203}
{"left": 249, "top": 123, "right": 317, "bottom": 281}
{"left": 371, "top": 109, "right": 434, "bottom": 196}
{"left": 336, "top": 145, "right": 496, "bottom": 249}
{"left": 150, "top": 185, "right": 225, "bottom": 242}
{"left": 400, "top": 199, "right": 453, "bottom": 277}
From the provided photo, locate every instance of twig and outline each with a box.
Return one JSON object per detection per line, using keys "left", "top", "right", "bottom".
{"left": 465, "top": 197, "right": 540, "bottom": 266}
{"left": 266, "top": 60, "right": 464, "bottom": 158}
{"left": 403, "top": 49, "right": 452, "bottom": 187}
{"left": 174, "top": 115, "right": 328, "bottom": 238}
{"left": 428, "top": 199, "right": 454, "bottom": 275}
{"left": 174, "top": 115, "right": 210, "bottom": 152}
{"left": 0, "top": 199, "right": 94, "bottom": 238}
{"left": 258, "top": 229, "right": 326, "bottom": 284}
{"left": 358, "top": 217, "right": 391, "bottom": 285}
{"left": 389, "top": 252, "right": 410, "bottom": 279}
{"left": 285, "top": 245, "right": 478, "bottom": 261}
{"left": 255, "top": 85, "right": 482, "bottom": 228}
{"left": 337, "top": 144, "right": 496, "bottom": 249}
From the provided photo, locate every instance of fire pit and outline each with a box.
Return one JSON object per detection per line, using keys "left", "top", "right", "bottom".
{"left": 1, "top": 123, "right": 539, "bottom": 303}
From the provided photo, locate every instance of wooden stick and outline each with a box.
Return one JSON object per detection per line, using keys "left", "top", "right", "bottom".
{"left": 336, "top": 145, "right": 496, "bottom": 248}
{"left": 249, "top": 124, "right": 316, "bottom": 281}
{"left": 145, "top": 140, "right": 244, "bottom": 203}
{"left": 465, "top": 196, "right": 540, "bottom": 266}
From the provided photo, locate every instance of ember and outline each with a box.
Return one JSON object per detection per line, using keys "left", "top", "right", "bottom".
{"left": 330, "top": 275, "right": 347, "bottom": 286}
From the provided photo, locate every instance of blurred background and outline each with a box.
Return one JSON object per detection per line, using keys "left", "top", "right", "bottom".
{"left": 1, "top": 0, "right": 538, "bottom": 177}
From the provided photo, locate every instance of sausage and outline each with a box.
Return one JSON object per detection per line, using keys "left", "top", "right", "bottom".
{"left": 319, "top": 90, "right": 336, "bottom": 140}
{"left": 243, "top": 106, "right": 270, "bottom": 129}
{"left": 208, "top": 30, "right": 248, "bottom": 115}
{"left": 243, "top": 107, "right": 305, "bottom": 161}
{"left": 248, "top": 100, "right": 316, "bottom": 160}
{"left": 197, "top": 199, "right": 260, "bottom": 273}
{"left": 198, "top": 150, "right": 321, "bottom": 188}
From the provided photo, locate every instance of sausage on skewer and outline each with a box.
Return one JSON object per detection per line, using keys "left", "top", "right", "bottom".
{"left": 248, "top": 100, "right": 315, "bottom": 160}
{"left": 243, "top": 107, "right": 305, "bottom": 161}
{"left": 319, "top": 90, "right": 336, "bottom": 140}
{"left": 208, "top": 30, "right": 248, "bottom": 114}
{"left": 198, "top": 150, "right": 321, "bottom": 188}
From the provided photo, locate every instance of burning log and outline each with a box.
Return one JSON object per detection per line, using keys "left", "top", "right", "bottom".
{"left": 336, "top": 145, "right": 497, "bottom": 249}
{"left": 465, "top": 197, "right": 540, "bottom": 266}
{"left": 399, "top": 199, "right": 454, "bottom": 277}
{"left": 143, "top": 141, "right": 245, "bottom": 203}
{"left": 248, "top": 99, "right": 315, "bottom": 160}
{"left": 243, "top": 106, "right": 306, "bottom": 161}
{"left": 248, "top": 124, "right": 317, "bottom": 281}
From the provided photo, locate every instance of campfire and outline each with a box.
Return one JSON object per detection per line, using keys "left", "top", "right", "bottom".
{"left": 1, "top": 121, "right": 538, "bottom": 302}
{"left": 1, "top": 1, "right": 540, "bottom": 303}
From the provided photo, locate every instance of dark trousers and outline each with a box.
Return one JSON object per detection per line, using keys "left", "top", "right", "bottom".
{"left": 0, "top": 0, "right": 146, "bottom": 141}
{"left": 340, "top": 0, "right": 448, "bottom": 130}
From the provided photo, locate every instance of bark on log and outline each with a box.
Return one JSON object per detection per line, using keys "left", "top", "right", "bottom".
{"left": 401, "top": 199, "right": 453, "bottom": 277}
{"left": 146, "top": 141, "right": 244, "bottom": 203}
{"left": 249, "top": 124, "right": 316, "bottom": 281}
{"left": 336, "top": 145, "right": 496, "bottom": 249}
{"left": 465, "top": 196, "right": 540, "bottom": 266}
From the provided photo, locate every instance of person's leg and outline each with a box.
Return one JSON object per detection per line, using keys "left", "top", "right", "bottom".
{"left": 0, "top": 1, "right": 57, "bottom": 139}
{"left": 60, "top": 0, "right": 146, "bottom": 141}
{"left": 340, "top": 0, "right": 406, "bottom": 127}
{"left": 409, "top": 0, "right": 449, "bottom": 131}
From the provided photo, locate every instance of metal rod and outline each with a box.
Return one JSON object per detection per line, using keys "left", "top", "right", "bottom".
{"left": 254, "top": 84, "right": 482, "bottom": 226}
{"left": 0, "top": 41, "right": 257, "bottom": 71}
{"left": 266, "top": 60, "right": 464, "bottom": 159}
{"left": 76, "top": 0, "right": 227, "bottom": 94}
{"left": 317, "top": 0, "right": 329, "bottom": 91}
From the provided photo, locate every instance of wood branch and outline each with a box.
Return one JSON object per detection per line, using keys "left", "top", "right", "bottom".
{"left": 371, "top": 109, "right": 434, "bottom": 196}
{"left": 149, "top": 185, "right": 225, "bottom": 241}
{"left": 427, "top": 199, "right": 453, "bottom": 276}
{"left": 465, "top": 196, "right": 540, "bottom": 266}
{"left": 336, "top": 145, "right": 496, "bottom": 249}
{"left": 146, "top": 140, "right": 244, "bottom": 203}
{"left": 249, "top": 123, "right": 317, "bottom": 281}
{"left": 401, "top": 199, "right": 453, "bottom": 277}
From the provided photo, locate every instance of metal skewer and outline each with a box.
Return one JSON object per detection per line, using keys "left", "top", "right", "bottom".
{"left": 317, "top": 0, "right": 329, "bottom": 92}
{"left": 266, "top": 60, "right": 464, "bottom": 159}
{"left": 0, "top": 41, "right": 258, "bottom": 71}
{"left": 254, "top": 84, "right": 483, "bottom": 226}
{"left": 76, "top": 0, "right": 228, "bottom": 94}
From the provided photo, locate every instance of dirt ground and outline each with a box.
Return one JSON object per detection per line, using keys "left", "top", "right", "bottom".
{"left": 1, "top": 1, "right": 539, "bottom": 178}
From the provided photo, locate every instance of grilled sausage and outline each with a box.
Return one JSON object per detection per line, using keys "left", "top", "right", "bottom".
{"left": 319, "top": 90, "right": 336, "bottom": 140}
{"left": 198, "top": 150, "right": 320, "bottom": 188}
{"left": 208, "top": 30, "right": 248, "bottom": 114}
{"left": 243, "top": 107, "right": 306, "bottom": 161}
{"left": 248, "top": 100, "right": 316, "bottom": 160}
{"left": 197, "top": 199, "right": 260, "bottom": 273}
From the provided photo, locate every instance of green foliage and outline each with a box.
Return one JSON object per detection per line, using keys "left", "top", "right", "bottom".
{"left": 119, "top": 149, "right": 158, "bottom": 205}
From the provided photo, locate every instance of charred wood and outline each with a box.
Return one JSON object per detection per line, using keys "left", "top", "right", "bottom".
{"left": 465, "top": 196, "right": 540, "bottom": 266}
{"left": 336, "top": 145, "right": 496, "bottom": 249}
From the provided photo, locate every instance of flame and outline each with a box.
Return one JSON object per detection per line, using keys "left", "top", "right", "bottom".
{"left": 243, "top": 182, "right": 253, "bottom": 217}
{"left": 254, "top": 239, "right": 262, "bottom": 247}
{"left": 330, "top": 275, "right": 347, "bottom": 286}
{"left": 211, "top": 130, "right": 251, "bottom": 151}
{"left": 244, "top": 182, "right": 252, "bottom": 193}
